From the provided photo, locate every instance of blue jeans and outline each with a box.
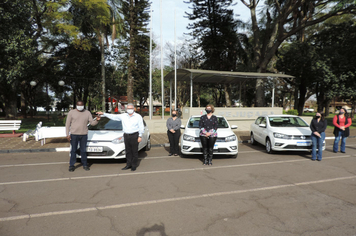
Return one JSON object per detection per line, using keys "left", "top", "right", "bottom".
{"left": 311, "top": 132, "right": 325, "bottom": 160}
{"left": 333, "top": 130, "right": 347, "bottom": 153}
{"left": 70, "top": 134, "right": 88, "bottom": 167}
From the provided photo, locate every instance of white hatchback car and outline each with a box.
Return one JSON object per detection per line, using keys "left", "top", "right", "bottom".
{"left": 74, "top": 117, "right": 151, "bottom": 159}
{"left": 180, "top": 115, "right": 238, "bottom": 158}
{"left": 250, "top": 115, "right": 325, "bottom": 153}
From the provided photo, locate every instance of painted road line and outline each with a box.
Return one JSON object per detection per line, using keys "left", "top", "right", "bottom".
{"left": 0, "top": 155, "right": 352, "bottom": 186}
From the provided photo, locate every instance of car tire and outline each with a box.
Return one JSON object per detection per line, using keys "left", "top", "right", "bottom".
{"left": 145, "top": 136, "right": 151, "bottom": 151}
{"left": 231, "top": 154, "right": 238, "bottom": 159}
{"left": 266, "top": 138, "right": 273, "bottom": 154}
{"left": 250, "top": 133, "right": 256, "bottom": 145}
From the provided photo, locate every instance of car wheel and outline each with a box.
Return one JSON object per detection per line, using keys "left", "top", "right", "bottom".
{"left": 145, "top": 136, "right": 151, "bottom": 151}
{"left": 250, "top": 132, "right": 256, "bottom": 145}
{"left": 266, "top": 138, "right": 273, "bottom": 154}
{"left": 231, "top": 154, "right": 238, "bottom": 159}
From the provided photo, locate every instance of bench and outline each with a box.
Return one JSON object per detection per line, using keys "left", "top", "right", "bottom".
{"left": 0, "top": 120, "right": 22, "bottom": 134}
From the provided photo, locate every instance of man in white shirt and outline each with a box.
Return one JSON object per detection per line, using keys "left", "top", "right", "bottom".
{"left": 97, "top": 103, "right": 144, "bottom": 171}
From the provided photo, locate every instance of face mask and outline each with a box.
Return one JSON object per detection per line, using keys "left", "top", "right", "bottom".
{"left": 315, "top": 116, "right": 320, "bottom": 119}
{"left": 205, "top": 109, "right": 212, "bottom": 114}
{"left": 127, "top": 109, "right": 134, "bottom": 114}
{"left": 340, "top": 111, "right": 345, "bottom": 115}
{"left": 77, "top": 106, "right": 84, "bottom": 111}
{"left": 172, "top": 114, "right": 177, "bottom": 117}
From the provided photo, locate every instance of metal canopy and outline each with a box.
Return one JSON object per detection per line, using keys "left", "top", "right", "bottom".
{"left": 162, "top": 68, "right": 295, "bottom": 111}
{"left": 164, "top": 68, "right": 294, "bottom": 83}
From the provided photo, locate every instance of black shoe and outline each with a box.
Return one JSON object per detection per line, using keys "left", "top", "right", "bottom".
{"left": 333, "top": 151, "right": 338, "bottom": 153}
{"left": 317, "top": 159, "right": 321, "bottom": 161}
{"left": 341, "top": 151, "right": 346, "bottom": 153}
{"left": 168, "top": 153, "right": 173, "bottom": 156}
{"left": 311, "top": 159, "right": 316, "bottom": 161}
{"left": 131, "top": 167, "right": 136, "bottom": 171}
{"left": 83, "top": 166, "right": 90, "bottom": 171}
{"left": 69, "top": 166, "right": 75, "bottom": 172}
{"left": 122, "top": 166, "right": 131, "bottom": 170}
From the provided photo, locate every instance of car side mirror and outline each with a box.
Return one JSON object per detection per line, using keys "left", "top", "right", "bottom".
{"left": 259, "top": 124, "right": 266, "bottom": 128}
{"left": 231, "top": 125, "right": 238, "bottom": 129}
{"left": 180, "top": 125, "right": 185, "bottom": 129}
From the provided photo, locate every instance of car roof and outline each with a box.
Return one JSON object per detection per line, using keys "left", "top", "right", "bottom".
{"left": 264, "top": 115, "right": 299, "bottom": 118}
{"left": 190, "top": 115, "right": 224, "bottom": 118}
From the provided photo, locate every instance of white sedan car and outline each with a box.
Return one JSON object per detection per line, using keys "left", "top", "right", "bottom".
{"left": 250, "top": 115, "right": 325, "bottom": 153}
{"left": 75, "top": 117, "right": 151, "bottom": 159}
{"left": 180, "top": 115, "right": 238, "bottom": 158}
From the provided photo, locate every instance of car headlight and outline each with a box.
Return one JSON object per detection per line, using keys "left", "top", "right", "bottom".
{"left": 183, "top": 134, "right": 195, "bottom": 142}
{"left": 273, "top": 133, "right": 290, "bottom": 139}
{"left": 112, "top": 136, "right": 124, "bottom": 144}
{"left": 225, "top": 135, "right": 237, "bottom": 142}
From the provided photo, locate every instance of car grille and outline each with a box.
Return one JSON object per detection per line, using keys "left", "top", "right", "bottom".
{"left": 284, "top": 145, "right": 312, "bottom": 149}
{"left": 284, "top": 135, "right": 311, "bottom": 140}
{"left": 194, "top": 137, "right": 226, "bottom": 142}
{"left": 190, "top": 148, "right": 231, "bottom": 153}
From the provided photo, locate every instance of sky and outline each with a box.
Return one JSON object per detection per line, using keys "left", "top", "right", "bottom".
{"left": 149, "top": 0, "right": 252, "bottom": 46}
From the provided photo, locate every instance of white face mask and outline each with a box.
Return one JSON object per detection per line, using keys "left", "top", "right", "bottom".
{"left": 127, "top": 109, "right": 134, "bottom": 114}
{"left": 77, "top": 106, "right": 84, "bottom": 111}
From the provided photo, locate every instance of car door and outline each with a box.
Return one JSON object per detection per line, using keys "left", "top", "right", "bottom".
{"left": 253, "top": 117, "right": 265, "bottom": 143}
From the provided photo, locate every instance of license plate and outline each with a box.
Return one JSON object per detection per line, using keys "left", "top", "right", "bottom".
{"left": 213, "top": 144, "right": 218, "bottom": 149}
{"left": 86, "top": 146, "right": 103, "bottom": 152}
{"left": 296, "top": 142, "right": 310, "bottom": 146}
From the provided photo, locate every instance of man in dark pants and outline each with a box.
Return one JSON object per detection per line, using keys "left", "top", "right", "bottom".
{"left": 97, "top": 103, "right": 144, "bottom": 171}
{"left": 65, "top": 101, "right": 100, "bottom": 172}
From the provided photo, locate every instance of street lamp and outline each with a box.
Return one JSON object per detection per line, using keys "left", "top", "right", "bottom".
{"left": 30, "top": 81, "right": 36, "bottom": 87}
{"left": 58, "top": 80, "right": 65, "bottom": 86}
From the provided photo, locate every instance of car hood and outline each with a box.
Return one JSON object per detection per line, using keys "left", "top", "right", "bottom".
{"left": 88, "top": 130, "right": 123, "bottom": 141}
{"left": 269, "top": 127, "right": 311, "bottom": 135}
{"left": 183, "top": 128, "right": 235, "bottom": 137}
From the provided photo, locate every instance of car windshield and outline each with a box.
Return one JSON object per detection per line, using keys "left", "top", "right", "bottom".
{"left": 88, "top": 117, "right": 123, "bottom": 130}
{"left": 187, "top": 117, "right": 229, "bottom": 128}
{"left": 268, "top": 117, "right": 308, "bottom": 127}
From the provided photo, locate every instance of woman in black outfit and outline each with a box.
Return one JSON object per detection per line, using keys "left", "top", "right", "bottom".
{"left": 310, "top": 111, "right": 327, "bottom": 161}
{"left": 166, "top": 110, "right": 181, "bottom": 156}
{"left": 199, "top": 104, "right": 218, "bottom": 165}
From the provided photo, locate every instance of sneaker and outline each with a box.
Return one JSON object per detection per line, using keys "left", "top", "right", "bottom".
{"left": 69, "top": 166, "right": 75, "bottom": 172}
{"left": 83, "top": 166, "right": 90, "bottom": 171}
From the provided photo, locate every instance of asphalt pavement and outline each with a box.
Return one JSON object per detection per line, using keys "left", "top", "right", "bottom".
{"left": 1, "top": 139, "right": 356, "bottom": 235}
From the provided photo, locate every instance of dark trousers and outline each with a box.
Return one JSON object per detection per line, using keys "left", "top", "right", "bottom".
{"left": 167, "top": 130, "right": 180, "bottom": 154}
{"left": 200, "top": 136, "right": 217, "bottom": 157}
{"left": 124, "top": 132, "right": 139, "bottom": 168}
{"left": 70, "top": 134, "right": 88, "bottom": 167}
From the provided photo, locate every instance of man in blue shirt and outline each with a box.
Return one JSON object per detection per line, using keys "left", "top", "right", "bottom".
{"left": 97, "top": 103, "right": 144, "bottom": 171}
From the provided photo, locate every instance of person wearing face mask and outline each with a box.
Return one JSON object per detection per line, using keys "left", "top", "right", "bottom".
{"left": 66, "top": 101, "right": 101, "bottom": 172}
{"left": 199, "top": 104, "right": 218, "bottom": 165}
{"left": 166, "top": 110, "right": 182, "bottom": 156}
{"left": 333, "top": 108, "right": 352, "bottom": 153}
{"left": 310, "top": 111, "right": 327, "bottom": 161}
{"left": 96, "top": 103, "right": 144, "bottom": 171}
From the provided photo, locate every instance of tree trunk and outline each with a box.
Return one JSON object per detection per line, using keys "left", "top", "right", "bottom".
{"left": 224, "top": 84, "right": 231, "bottom": 107}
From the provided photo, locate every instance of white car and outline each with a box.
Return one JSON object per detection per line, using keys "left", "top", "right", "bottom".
{"left": 180, "top": 115, "right": 238, "bottom": 158}
{"left": 75, "top": 117, "right": 151, "bottom": 159}
{"left": 250, "top": 115, "right": 325, "bottom": 153}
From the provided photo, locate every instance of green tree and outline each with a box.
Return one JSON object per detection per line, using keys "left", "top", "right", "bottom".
{"left": 240, "top": 0, "right": 356, "bottom": 106}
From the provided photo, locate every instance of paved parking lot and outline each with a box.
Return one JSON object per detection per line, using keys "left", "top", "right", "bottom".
{"left": 1, "top": 139, "right": 356, "bottom": 236}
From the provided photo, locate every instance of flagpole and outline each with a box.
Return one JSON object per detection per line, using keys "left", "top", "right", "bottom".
{"left": 160, "top": 0, "right": 164, "bottom": 119}
{"left": 174, "top": 8, "right": 177, "bottom": 113}
{"left": 149, "top": 9, "right": 153, "bottom": 120}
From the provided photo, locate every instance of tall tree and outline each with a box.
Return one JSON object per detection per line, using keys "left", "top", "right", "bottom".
{"left": 185, "top": 0, "right": 240, "bottom": 106}
{"left": 122, "top": 0, "right": 150, "bottom": 104}
{"left": 240, "top": 0, "right": 356, "bottom": 106}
